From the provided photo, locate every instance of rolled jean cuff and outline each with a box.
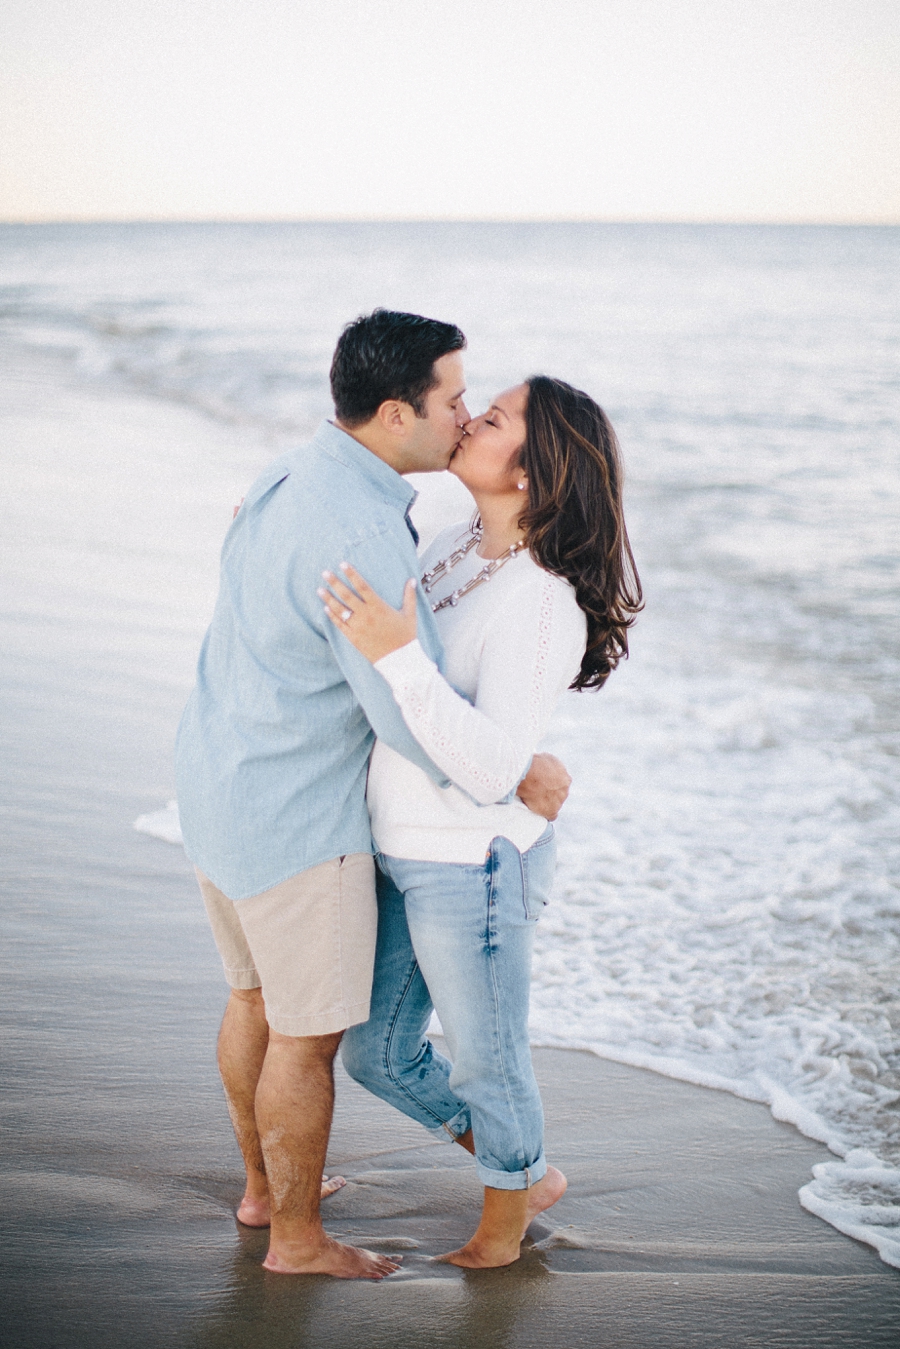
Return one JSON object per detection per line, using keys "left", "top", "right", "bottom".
{"left": 423, "top": 1106, "right": 472, "bottom": 1143}
{"left": 476, "top": 1150, "right": 547, "bottom": 1191}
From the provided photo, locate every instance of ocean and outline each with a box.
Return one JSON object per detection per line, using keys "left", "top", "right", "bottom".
{"left": 1, "top": 221, "right": 898, "bottom": 1270}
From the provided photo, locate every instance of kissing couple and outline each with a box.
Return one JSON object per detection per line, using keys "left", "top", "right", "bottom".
{"left": 175, "top": 308, "right": 641, "bottom": 1278}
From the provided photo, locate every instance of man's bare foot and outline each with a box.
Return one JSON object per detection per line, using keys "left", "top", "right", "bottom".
{"left": 523, "top": 1166, "right": 567, "bottom": 1235}
{"left": 263, "top": 1234, "right": 401, "bottom": 1279}
{"left": 321, "top": 1174, "right": 347, "bottom": 1200}
{"left": 236, "top": 1194, "right": 271, "bottom": 1227}
{"left": 237, "top": 1174, "right": 346, "bottom": 1227}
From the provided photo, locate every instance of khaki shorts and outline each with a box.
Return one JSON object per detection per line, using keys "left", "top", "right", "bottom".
{"left": 196, "top": 854, "right": 377, "bottom": 1037}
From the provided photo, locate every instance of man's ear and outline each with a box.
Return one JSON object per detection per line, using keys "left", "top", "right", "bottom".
{"left": 376, "top": 400, "right": 410, "bottom": 436}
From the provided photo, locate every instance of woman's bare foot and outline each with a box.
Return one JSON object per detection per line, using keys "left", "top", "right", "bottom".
{"left": 437, "top": 1167, "right": 568, "bottom": 1269}
{"left": 436, "top": 1186, "right": 528, "bottom": 1269}
{"left": 523, "top": 1165, "right": 567, "bottom": 1235}
{"left": 436, "top": 1237, "right": 521, "bottom": 1269}
{"left": 263, "top": 1234, "right": 401, "bottom": 1279}
{"left": 236, "top": 1174, "right": 346, "bottom": 1227}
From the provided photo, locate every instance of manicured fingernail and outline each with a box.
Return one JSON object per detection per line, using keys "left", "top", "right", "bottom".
{"left": 339, "top": 561, "right": 348, "bottom": 569}
{"left": 322, "top": 570, "right": 332, "bottom": 579}
{"left": 316, "top": 587, "right": 325, "bottom": 597}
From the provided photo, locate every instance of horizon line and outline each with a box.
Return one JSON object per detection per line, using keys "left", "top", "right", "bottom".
{"left": 2, "top": 214, "right": 899, "bottom": 228}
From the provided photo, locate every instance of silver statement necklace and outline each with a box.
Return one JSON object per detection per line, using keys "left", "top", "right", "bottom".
{"left": 420, "top": 521, "right": 526, "bottom": 613}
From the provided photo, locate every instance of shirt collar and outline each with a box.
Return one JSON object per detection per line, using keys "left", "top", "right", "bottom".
{"left": 313, "top": 420, "right": 418, "bottom": 514}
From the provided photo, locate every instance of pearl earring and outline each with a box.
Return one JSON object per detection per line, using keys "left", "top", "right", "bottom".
{"left": 517, "top": 482, "right": 526, "bottom": 491}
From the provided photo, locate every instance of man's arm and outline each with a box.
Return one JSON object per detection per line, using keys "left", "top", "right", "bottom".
{"left": 317, "top": 530, "right": 455, "bottom": 789}
{"left": 516, "top": 753, "right": 572, "bottom": 821}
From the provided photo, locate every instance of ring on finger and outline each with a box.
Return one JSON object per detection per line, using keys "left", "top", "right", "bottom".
{"left": 341, "top": 608, "right": 352, "bottom": 623}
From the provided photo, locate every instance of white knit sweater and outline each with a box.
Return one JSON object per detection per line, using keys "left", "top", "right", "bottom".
{"left": 367, "top": 521, "right": 587, "bottom": 863}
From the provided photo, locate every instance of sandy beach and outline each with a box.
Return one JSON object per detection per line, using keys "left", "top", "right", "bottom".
{"left": 1, "top": 349, "right": 898, "bottom": 1348}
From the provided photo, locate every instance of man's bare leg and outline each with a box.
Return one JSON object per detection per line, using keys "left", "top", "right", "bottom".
{"left": 258, "top": 1029, "right": 400, "bottom": 1278}
{"left": 218, "top": 988, "right": 271, "bottom": 1225}
{"left": 217, "top": 989, "right": 346, "bottom": 1228}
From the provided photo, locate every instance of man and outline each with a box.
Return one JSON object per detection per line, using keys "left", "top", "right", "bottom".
{"left": 175, "top": 310, "right": 570, "bottom": 1279}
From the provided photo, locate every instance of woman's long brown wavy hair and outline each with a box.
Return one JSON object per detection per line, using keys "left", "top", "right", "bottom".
{"left": 518, "top": 376, "right": 643, "bottom": 691}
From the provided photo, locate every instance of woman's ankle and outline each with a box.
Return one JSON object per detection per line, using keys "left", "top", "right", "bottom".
{"left": 454, "top": 1128, "right": 476, "bottom": 1155}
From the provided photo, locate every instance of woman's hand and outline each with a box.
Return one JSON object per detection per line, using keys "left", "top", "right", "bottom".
{"left": 319, "top": 562, "right": 419, "bottom": 664}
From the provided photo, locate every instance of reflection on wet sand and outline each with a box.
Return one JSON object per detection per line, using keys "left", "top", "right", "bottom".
{"left": 195, "top": 1220, "right": 552, "bottom": 1349}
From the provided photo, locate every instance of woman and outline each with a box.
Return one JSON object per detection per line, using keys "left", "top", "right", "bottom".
{"left": 319, "top": 376, "right": 641, "bottom": 1267}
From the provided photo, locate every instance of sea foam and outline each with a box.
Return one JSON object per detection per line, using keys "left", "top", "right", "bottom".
{"left": 134, "top": 801, "right": 183, "bottom": 846}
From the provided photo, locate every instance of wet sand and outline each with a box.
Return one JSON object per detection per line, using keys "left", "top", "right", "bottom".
{"left": 1, "top": 357, "right": 898, "bottom": 1347}
{"left": 4, "top": 1024, "right": 900, "bottom": 1349}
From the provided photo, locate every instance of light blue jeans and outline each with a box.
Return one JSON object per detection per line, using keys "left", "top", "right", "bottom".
{"left": 341, "top": 827, "right": 555, "bottom": 1190}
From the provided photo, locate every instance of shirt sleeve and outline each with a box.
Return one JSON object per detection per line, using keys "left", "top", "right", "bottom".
{"left": 373, "top": 571, "right": 586, "bottom": 805}
{"left": 318, "top": 527, "right": 455, "bottom": 789}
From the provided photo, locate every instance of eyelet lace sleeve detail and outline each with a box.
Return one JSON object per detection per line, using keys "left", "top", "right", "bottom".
{"left": 528, "top": 574, "right": 558, "bottom": 739}
{"left": 374, "top": 571, "right": 586, "bottom": 807}
{"left": 373, "top": 641, "right": 522, "bottom": 802}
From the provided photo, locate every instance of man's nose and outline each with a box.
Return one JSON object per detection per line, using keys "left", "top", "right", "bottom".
{"left": 457, "top": 400, "right": 471, "bottom": 427}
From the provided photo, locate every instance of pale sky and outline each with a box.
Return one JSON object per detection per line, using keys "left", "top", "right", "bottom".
{"left": 1, "top": 0, "right": 898, "bottom": 222}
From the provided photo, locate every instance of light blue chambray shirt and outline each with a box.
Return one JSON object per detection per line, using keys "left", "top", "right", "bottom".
{"left": 175, "top": 420, "right": 452, "bottom": 900}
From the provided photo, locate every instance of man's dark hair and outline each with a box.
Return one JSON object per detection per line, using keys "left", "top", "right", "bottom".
{"left": 330, "top": 309, "right": 466, "bottom": 427}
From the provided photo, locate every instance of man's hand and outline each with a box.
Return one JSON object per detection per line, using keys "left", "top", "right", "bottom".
{"left": 516, "top": 752, "right": 572, "bottom": 822}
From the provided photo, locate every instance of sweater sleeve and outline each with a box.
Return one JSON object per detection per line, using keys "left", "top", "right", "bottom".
{"left": 373, "top": 571, "right": 586, "bottom": 805}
